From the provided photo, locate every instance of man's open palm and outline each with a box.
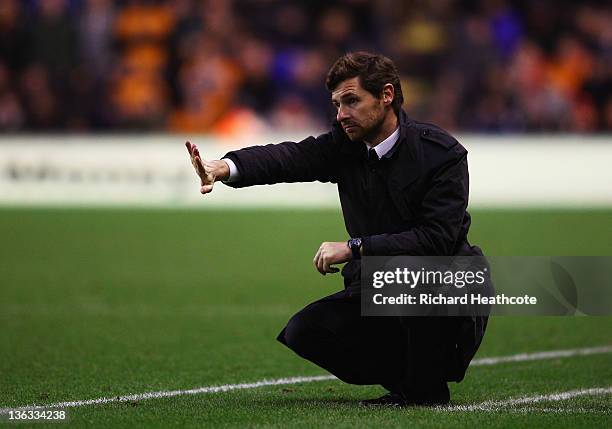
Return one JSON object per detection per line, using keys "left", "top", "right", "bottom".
{"left": 185, "top": 141, "right": 215, "bottom": 194}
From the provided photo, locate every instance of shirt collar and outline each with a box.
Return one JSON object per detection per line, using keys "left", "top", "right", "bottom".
{"left": 364, "top": 126, "right": 400, "bottom": 159}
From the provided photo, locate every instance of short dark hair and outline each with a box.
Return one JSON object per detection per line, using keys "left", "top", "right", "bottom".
{"left": 325, "top": 51, "right": 404, "bottom": 115}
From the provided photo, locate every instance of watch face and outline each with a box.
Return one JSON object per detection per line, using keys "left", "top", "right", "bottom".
{"left": 349, "top": 238, "right": 362, "bottom": 259}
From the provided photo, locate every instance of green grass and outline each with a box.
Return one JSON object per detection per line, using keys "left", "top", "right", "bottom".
{"left": 0, "top": 208, "right": 611, "bottom": 427}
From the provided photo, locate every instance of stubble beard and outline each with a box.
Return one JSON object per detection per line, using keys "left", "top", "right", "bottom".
{"left": 343, "top": 103, "right": 387, "bottom": 142}
{"left": 359, "top": 111, "right": 386, "bottom": 143}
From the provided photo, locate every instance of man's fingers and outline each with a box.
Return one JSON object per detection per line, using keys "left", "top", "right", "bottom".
{"left": 322, "top": 257, "right": 339, "bottom": 274}
{"left": 194, "top": 155, "right": 205, "bottom": 174}
{"left": 186, "top": 141, "right": 215, "bottom": 195}
{"left": 186, "top": 142, "right": 203, "bottom": 176}
{"left": 186, "top": 142, "right": 205, "bottom": 172}
{"left": 314, "top": 248, "right": 321, "bottom": 274}
{"left": 186, "top": 142, "right": 196, "bottom": 169}
{"left": 321, "top": 254, "right": 329, "bottom": 273}
{"left": 319, "top": 250, "right": 328, "bottom": 275}
{"left": 314, "top": 243, "right": 340, "bottom": 275}
{"left": 314, "top": 246, "right": 325, "bottom": 275}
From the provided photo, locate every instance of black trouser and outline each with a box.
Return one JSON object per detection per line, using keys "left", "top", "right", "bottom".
{"left": 277, "top": 292, "right": 457, "bottom": 398}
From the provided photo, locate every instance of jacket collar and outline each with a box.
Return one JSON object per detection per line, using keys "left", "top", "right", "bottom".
{"left": 386, "top": 109, "right": 414, "bottom": 159}
{"left": 387, "top": 109, "right": 420, "bottom": 189}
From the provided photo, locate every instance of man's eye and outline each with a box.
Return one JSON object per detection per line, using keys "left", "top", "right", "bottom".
{"left": 348, "top": 98, "right": 358, "bottom": 105}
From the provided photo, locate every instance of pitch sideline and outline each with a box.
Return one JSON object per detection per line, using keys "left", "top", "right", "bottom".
{"left": 1, "top": 345, "right": 610, "bottom": 414}
{"left": 446, "top": 386, "right": 612, "bottom": 413}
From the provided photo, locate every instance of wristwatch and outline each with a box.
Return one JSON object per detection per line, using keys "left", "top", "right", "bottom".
{"left": 347, "top": 237, "right": 362, "bottom": 260}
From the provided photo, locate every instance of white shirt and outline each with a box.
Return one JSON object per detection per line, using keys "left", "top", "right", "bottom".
{"left": 222, "top": 126, "right": 401, "bottom": 183}
{"left": 364, "top": 126, "right": 400, "bottom": 159}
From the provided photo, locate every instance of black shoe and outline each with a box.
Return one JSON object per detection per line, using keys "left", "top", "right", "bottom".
{"left": 359, "top": 392, "right": 408, "bottom": 407}
{"left": 360, "top": 385, "right": 450, "bottom": 408}
{"left": 402, "top": 383, "right": 450, "bottom": 406}
{"left": 403, "top": 394, "right": 450, "bottom": 406}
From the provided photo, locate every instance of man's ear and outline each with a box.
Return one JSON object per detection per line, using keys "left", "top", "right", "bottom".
{"left": 381, "top": 83, "right": 395, "bottom": 106}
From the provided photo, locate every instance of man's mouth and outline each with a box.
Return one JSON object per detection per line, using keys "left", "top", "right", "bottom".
{"left": 343, "top": 124, "right": 358, "bottom": 132}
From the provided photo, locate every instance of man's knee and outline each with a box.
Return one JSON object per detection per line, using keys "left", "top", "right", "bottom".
{"left": 282, "top": 310, "right": 318, "bottom": 356}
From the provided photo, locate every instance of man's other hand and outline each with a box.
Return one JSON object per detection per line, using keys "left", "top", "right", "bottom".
{"left": 185, "top": 141, "right": 229, "bottom": 194}
{"left": 313, "top": 242, "right": 352, "bottom": 275}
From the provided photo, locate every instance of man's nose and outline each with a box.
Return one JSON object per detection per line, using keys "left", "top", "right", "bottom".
{"left": 336, "top": 106, "right": 350, "bottom": 122}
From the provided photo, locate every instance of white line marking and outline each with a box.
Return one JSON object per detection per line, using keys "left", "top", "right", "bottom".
{"left": 446, "top": 387, "right": 612, "bottom": 412}
{"left": 0, "top": 345, "right": 610, "bottom": 414}
{"left": 501, "top": 406, "right": 611, "bottom": 414}
{"left": 470, "top": 345, "right": 612, "bottom": 366}
{"left": 0, "top": 376, "right": 336, "bottom": 414}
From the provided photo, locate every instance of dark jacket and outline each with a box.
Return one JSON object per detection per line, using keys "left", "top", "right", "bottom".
{"left": 223, "top": 110, "right": 488, "bottom": 382}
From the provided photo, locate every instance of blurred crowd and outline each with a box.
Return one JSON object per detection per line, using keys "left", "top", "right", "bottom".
{"left": 0, "top": 0, "right": 610, "bottom": 134}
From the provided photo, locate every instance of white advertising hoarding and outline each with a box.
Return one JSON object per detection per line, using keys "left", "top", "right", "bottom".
{"left": 0, "top": 134, "right": 610, "bottom": 208}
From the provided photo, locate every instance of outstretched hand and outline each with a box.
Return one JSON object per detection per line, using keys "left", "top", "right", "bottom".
{"left": 313, "top": 241, "right": 352, "bottom": 275}
{"left": 185, "top": 141, "right": 218, "bottom": 194}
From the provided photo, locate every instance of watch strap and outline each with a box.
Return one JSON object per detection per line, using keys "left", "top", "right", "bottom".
{"left": 347, "top": 238, "right": 362, "bottom": 260}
